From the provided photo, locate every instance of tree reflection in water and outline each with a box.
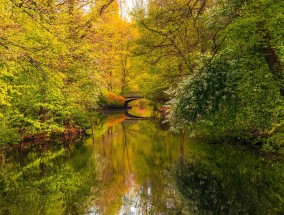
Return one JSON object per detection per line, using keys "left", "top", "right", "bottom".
{"left": 90, "top": 113, "right": 184, "bottom": 214}
{"left": 0, "top": 111, "right": 283, "bottom": 214}
{"left": 174, "top": 144, "right": 284, "bottom": 215}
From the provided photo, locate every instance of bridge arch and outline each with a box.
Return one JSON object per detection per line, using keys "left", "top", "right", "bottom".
{"left": 122, "top": 92, "right": 144, "bottom": 108}
{"left": 124, "top": 99, "right": 139, "bottom": 108}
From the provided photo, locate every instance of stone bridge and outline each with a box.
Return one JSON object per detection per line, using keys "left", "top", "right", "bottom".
{"left": 122, "top": 92, "right": 144, "bottom": 108}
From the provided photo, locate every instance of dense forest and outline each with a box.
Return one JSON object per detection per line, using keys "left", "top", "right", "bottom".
{"left": 0, "top": 0, "right": 283, "bottom": 153}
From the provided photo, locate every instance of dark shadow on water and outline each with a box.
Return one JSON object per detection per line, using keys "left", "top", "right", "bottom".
{"left": 124, "top": 110, "right": 152, "bottom": 120}
{"left": 172, "top": 143, "right": 284, "bottom": 215}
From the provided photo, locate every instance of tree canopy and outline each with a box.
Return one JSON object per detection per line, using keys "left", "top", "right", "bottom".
{"left": 133, "top": 0, "right": 284, "bottom": 151}
{"left": 0, "top": 0, "right": 283, "bottom": 152}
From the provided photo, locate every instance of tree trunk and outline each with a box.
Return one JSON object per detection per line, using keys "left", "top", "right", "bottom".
{"left": 260, "top": 25, "right": 283, "bottom": 96}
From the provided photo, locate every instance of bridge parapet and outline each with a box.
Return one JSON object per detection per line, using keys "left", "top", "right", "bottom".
{"left": 122, "top": 92, "right": 143, "bottom": 98}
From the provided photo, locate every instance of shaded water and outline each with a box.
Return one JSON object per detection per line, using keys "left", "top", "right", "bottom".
{"left": 0, "top": 108, "right": 283, "bottom": 215}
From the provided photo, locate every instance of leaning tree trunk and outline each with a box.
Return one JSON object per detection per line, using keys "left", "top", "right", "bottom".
{"left": 260, "top": 23, "right": 283, "bottom": 96}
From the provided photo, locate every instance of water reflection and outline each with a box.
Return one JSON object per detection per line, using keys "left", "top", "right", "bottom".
{"left": 174, "top": 144, "right": 284, "bottom": 215}
{"left": 0, "top": 110, "right": 283, "bottom": 215}
{"left": 89, "top": 113, "right": 184, "bottom": 214}
{"left": 89, "top": 112, "right": 284, "bottom": 215}
{"left": 0, "top": 138, "right": 97, "bottom": 215}
{"left": 127, "top": 99, "right": 153, "bottom": 118}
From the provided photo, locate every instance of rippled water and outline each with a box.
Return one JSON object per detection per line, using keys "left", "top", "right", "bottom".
{"left": 0, "top": 108, "right": 283, "bottom": 215}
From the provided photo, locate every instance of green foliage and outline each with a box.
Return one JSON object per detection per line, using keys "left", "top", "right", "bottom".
{"left": 169, "top": 56, "right": 282, "bottom": 135}
{"left": 161, "top": 0, "right": 284, "bottom": 151}
{"left": 0, "top": 0, "right": 110, "bottom": 144}
{"left": 169, "top": 59, "right": 236, "bottom": 128}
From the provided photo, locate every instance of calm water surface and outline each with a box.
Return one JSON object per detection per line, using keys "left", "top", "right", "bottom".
{"left": 0, "top": 108, "right": 283, "bottom": 215}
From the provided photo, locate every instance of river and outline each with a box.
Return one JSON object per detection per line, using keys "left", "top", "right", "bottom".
{"left": 0, "top": 107, "right": 283, "bottom": 215}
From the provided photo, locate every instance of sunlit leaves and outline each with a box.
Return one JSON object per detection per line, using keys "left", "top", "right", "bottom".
{"left": 0, "top": 0, "right": 117, "bottom": 144}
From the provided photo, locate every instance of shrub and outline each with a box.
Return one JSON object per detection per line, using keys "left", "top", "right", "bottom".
{"left": 97, "top": 91, "right": 125, "bottom": 109}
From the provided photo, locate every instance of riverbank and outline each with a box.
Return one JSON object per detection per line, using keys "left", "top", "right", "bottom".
{"left": 2, "top": 107, "right": 283, "bottom": 158}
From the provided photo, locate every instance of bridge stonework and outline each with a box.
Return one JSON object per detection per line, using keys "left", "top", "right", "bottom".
{"left": 122, "top": 93, "right": 144, "bottom": 108}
